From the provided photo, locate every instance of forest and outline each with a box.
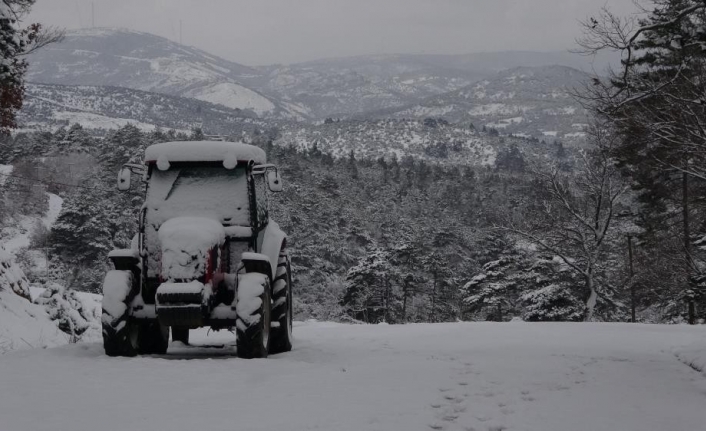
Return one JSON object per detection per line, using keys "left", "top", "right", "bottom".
{"left": 1, "top": 116, "right": 702, "bottom": 325}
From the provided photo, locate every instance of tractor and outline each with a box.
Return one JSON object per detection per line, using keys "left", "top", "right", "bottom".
{"left": 101, "top": 140, "right": 293, "bottom": 358}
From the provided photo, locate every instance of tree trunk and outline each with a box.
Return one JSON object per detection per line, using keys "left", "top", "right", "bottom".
{"left": 683, "top": 171, "right": 696, "bottom": 325}
{"left": 402, "top": 279, "right": 408, "bottom": 323}
{"left": 585, "top": 268, "right": 597, "bottom": 322}
{"left": 628, "top": 235, "right": 635, "bottom": 323}
{"left": 429, "top": 272, "right": 437, "bottom": 323}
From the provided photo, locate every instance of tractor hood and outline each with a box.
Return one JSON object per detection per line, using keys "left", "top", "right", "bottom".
{"left": 157, "top": 217, "right": 226, "bottom": 281}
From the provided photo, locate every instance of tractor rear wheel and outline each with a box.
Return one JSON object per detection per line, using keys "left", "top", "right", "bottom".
{"left": 138, "top": 322, "right": 170, "bottom": 355}
{"left": 102, "top": 270, "right": 139, "bottom": 357}
{"left": 269, "top": 250, "right": 293, "bottom": 354}
{"left": 236, "top": 273, "right": 271, "bottom": 359}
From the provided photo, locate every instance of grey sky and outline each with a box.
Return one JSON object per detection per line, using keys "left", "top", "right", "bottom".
{"left": 29, "top": 0, "right": 639, "bottom": 65}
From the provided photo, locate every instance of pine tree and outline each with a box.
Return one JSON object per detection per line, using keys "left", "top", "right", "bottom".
{"left": 0, "top": 1, "right": 61, "bottom": 133}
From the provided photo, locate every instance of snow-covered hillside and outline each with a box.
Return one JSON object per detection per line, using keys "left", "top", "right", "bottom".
{"left": 26, "top": 28, "right": 300, "bottom": 119}
{"left": 367, "top": 66, "right": 591, "bottom": 141}
{"left": 26, "top": 29, "right": 609, "bottom": 124}
{"left": 0, "top": 245, "right": 101, "bottom": 353}
{"left": 276, "top": 118, "right": 559, "bottom": 164}
{"left": 19, "top": 83, "right": 269, "bottom": 135}
{"left": 0, "top": 322, "right": 704, "bottom": 431}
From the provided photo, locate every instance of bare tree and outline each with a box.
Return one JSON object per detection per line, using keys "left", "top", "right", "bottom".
{"left": 499, "top": 125, "right": 628, "bottom": 321}
{"left": 575, "top": 1, "right": 706, "bottom": 323}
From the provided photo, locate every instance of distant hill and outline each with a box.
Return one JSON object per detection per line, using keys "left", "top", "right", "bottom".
{"left": 25, "top": 28, "right": 305, "bottom": 120}
{"left": 275, "top": 118, "right": 567, "bottom": 166}
{"left": 361, "top": 66, "right": 592, "bottom": 142}
{"left": 25, "top": 28, "right": 607, "bottom": 125}
{"left": 19, "top": 83, "right": 271, "bottom": 136}
{"left": 250, "top": 52, "right": 611, "bottom": 121}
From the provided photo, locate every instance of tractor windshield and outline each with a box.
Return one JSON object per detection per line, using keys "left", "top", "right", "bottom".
{"left": 145, "top": 165, "right": 250, "bottom": 227}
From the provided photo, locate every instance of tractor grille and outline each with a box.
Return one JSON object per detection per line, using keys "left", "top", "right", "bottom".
{"left": 157, "top": 304, "right": 204, "bottom": 328}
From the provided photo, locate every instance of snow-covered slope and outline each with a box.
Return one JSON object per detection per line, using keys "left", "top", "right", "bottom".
{"left": 367, "top": 66, "right": 591, "bottom": 141}
{"left": 0, "top": 322, "right": 704, "bottom": 431}
{"left": 19, "top": 83, "right": 271, "bottom": 135}
{"left": 0, "top": 248, "right": 70, "bottom": 352}
{"left": 0, "top": 189, "right": 101, "bottom": 353}
{"left": 26, "top": 28, "right": 299, "bottom": 119}
{"left": 254, "top": 51, "right": 612, "bottom": 120}
{"left": 275, "top": 118, "right": 559, "bottom": 165}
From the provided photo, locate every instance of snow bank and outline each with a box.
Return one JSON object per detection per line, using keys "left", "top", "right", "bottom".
{"left": 0, "top": 246, "right": 31, "bottom": 300}
{"left": 0, "top": 289, "right": 68, "bottom": 353}
{"left": 674, "top": 340, "right": 706, "bottom": 377}
{"left": 158, "top": 217, "right": 225, "bottom": 280}
{"left": 35, "top": 285, "right": 101, "bottom": 341}
{"left": 145, "top": 141, "right": 266, "bottom": 165}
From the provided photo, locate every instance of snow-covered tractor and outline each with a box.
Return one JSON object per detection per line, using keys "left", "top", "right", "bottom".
{"left": 101, "top": 141, "right": 293, "bottom": 358}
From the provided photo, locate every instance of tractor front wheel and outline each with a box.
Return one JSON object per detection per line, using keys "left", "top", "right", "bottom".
{"left": 236, "top": 273, "right": 271, "bottom": 359}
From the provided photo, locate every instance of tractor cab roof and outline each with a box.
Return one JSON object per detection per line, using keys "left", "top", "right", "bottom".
{"left": 145, "top": 141, "right": 267, "bottom": 166}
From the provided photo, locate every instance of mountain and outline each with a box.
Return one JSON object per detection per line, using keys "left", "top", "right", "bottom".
{"left": 248, "top": 51, "right": 611, "bottom": 121}
{"left": 249, "top": 56, "right": 482, "bottom": 120}
{"left": 25, "top": 28, "right": 303, "bottom": 119}
{"left": 19, "top": 83, "right": 271, "bottom": 135}
{"left": 363, "top": 66, "right": 592, "bottom": 142}
{"left": 26, "top": 29, "right": 608, "bottom": 124}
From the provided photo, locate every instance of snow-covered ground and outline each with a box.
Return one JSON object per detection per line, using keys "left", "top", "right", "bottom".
{"left": 0, "top": 192, "right": 63, "bottom": 255}
{"left": 0, "top": 322, "right": 704, "bottom": 431}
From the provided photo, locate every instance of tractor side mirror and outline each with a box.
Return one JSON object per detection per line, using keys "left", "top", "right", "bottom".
{"left": 267, "top": 170, "right": 283, "bottom": 192}
{"left": 117, "top": 167, "right": 132, "bottom": 191}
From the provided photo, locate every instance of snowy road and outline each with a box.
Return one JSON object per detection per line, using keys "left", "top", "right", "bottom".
{"left": 1, "top": 322, "right": 705, "bottom": 431}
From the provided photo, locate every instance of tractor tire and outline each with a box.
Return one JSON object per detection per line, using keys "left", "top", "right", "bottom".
{"left": 269, "top": 250, "right": 293, "bottom": 354}
{"left": 172, "top": 327, "right": 189, "bottom": 345}
{"left": 101, "top": 270, "right": 139, "bottom": 357}
{"left": 236, "top": 273, "right": 271, "bottom": 359}
{"left": 138, "top": 322, "right": 170, "bottom": 355}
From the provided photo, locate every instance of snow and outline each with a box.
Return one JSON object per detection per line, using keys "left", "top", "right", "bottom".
{"left": 157, "top": 281, "right": 204, "bottom": 297}
{"left": 0, "top": 289, "right": 68, "bottom": 353}
{"left": 145, "top": 140, "right": 267, "bottom": 165}
{"left": 158, "top": 217, "right": 226, "bottom": 280}
{"left": 224, "top": 226, "right": 253, "bottom": 237}
{"left": 0, "top": 247, "right": 31, "bottom": 300}
{"left": 487, "top": 117, "right": 524, "bottom": 129}
{"left": 51, "top": 111, "right": 158, "bottom": 132}
{"left": 0, "top": 322, "right": 704, "bottom": 431}
{"left": 186, "top": 82, "right": 276, "bottom": 116}
{"left": 241, "top": 252, "right": 269, "bottom": 262}
{"left": 1, "top": 193, "right": 63, "bottom": 255}
{"left": 0, "top": 164, "right": 11, "bottom": 185}
{"left": 236, "top": 272, "right": 266, "bottom": 324}
{"left": 100, "top": 270, "right": 132, "bottom": 323}
{"left": 107, "top": 249, "right": 139, "bottom": 259}
{"left": 674, "top": 340, "right": 706, "bottom": 377}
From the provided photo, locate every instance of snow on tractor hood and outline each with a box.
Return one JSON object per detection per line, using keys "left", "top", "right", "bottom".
{"left": 144, "top": 141, "right": 267, "bottom": 166}
{"left": 157, "top": 217, "right": 226, "bottom": 280}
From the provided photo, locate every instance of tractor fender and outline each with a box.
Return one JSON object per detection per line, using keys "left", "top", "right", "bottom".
{"left": 255, "top": 220, "right": 287, "bottom": 280}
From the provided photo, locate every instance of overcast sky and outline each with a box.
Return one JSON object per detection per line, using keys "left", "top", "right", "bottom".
{"left": 29, "top": 0, "right": 640, "bottom": 65}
